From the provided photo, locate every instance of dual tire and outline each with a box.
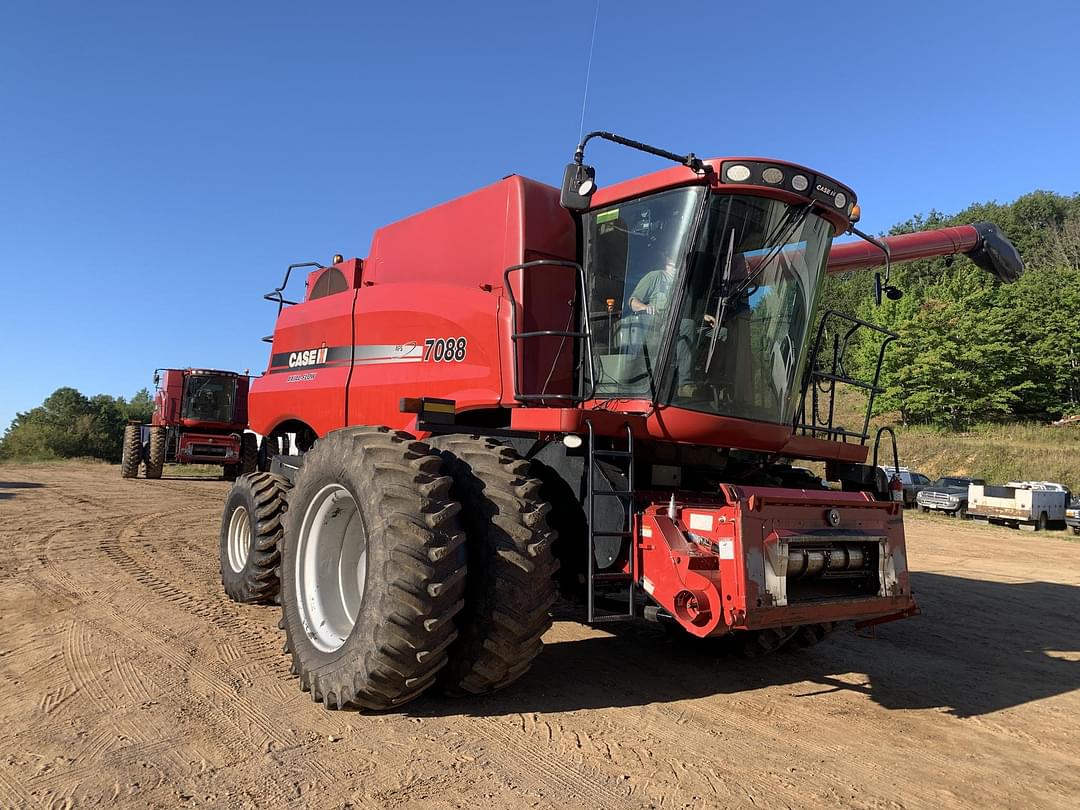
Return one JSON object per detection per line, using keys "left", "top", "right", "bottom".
{"left": 120, "top": 425, "right": 164, "bottom": 479}
{"left": 427, "top": 435, "right": 559, "bottom": 695}
{"left": 218, "top": 428, "right": 560, "bottom": 709}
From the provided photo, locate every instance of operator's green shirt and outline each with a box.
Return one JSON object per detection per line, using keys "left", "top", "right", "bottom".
{"left": 630, "top": 268, "right": 675, "bottom": 312}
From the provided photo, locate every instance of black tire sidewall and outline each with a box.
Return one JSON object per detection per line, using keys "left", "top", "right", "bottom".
{"left": 219, "top": 473, "right": 286, "bottom": 603}
{"left": 220, "top": 481, "right": 260, "bottom": 590}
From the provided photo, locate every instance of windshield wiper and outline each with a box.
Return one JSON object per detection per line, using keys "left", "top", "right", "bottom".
{"left": 716, "top": 201, "right": 815, "bottom": 327}
{"left": 705, "top": 227, "right": 736, "bottom": 375}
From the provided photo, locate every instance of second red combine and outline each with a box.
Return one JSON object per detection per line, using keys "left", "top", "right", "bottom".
{"left": 122, "top": 368, "right": 258, "bottom": 480}
{"left": 218, "top": 132, "right": 1023, "bottom": 710}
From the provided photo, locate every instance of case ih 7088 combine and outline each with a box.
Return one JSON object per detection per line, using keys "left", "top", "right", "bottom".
{"left": 218, "top": 133, "right": 1022, "bottom": 710}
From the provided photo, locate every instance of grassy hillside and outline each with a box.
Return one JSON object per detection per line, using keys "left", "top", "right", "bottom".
{"left": 828, "top": 388, "right": 1080, "bottom": 490}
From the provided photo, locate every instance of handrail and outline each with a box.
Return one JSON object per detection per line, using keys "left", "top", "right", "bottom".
{"left": 263, "top": 261, "right": 324, "bottom": 315}
{"left": 794, "top": 309, "right": 898, "bottom": 445}
{"left": 503, "top": 260, "right": 595, "bottom": 404}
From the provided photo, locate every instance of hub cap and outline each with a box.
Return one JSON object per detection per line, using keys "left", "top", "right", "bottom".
{"left": 295, "top": 483, "right": 368, "bottom": 653}
{"left": 226, "top": 505, "right": 252, "bottom": 573}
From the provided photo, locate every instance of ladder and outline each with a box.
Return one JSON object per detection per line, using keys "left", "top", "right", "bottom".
{"left": 585, "top": 420, "right": 636, "bottom": 623}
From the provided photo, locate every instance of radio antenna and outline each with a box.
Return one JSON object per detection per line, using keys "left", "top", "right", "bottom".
{"left": 577, "top": 0, "right": 601, "bottom": 142}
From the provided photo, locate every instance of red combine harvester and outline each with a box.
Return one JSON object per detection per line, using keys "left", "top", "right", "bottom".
{"left": 218, "top": 133, "right": 1022, "bottom": 710}
{"left": 122, "top": 368, "right": 258, "bottom": 480}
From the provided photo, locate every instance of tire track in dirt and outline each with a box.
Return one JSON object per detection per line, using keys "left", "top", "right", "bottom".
{"left": 0, "top": 766, "right": 37, "bottom": 810}
{"left": 463, "top": 715, "right": 638, "bottom": 809}
{"left": 20, "top": 534, "right": 296, "bottom": 782}
{"left": 99, "top": 512, "right": 289, "bottom": 674}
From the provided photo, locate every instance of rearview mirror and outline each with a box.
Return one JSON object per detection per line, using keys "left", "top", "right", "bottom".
{"left": 560, "top": 163, "right": 597, "bottom": 211}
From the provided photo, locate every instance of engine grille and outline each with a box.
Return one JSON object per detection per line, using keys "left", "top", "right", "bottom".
{"left": 919, "top": 491, "right": 958, "bottom": 507}
{"left": 190, "top": 444, "right": 229, "bottom": 458}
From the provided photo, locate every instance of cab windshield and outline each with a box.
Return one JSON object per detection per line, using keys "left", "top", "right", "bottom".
{"left": 182, "top": 374, "right": 238, "bottom": 422}
{"left": 583, "top": 190, "right": 833, "bottom": 426}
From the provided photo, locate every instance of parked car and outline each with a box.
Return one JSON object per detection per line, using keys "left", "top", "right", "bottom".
{"left": 916, "top": 476, "right": 986, "bottom": 518}
{"left": 879, "top": 467, "right": 933, "bottom": 507}
{"left": 1065, "top": 498, "right": 1080, "bottom": 535}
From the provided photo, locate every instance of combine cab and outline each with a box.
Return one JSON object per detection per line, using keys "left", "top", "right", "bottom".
{"left": 121, "top": 368, "right": 258, "bottom": 480}
{"left": 218, "top": 132, "right": 1023, "bottom": 710}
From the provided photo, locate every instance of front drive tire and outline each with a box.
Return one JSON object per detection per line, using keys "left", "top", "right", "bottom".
{"left": 145, "top": 427, "right": 166, "bottom": 479}
{"left": 220, "top": 472, "right": 292, "bottom": 603}
{"left": 428, "top": 436, "right": 559, "bottom": 696}
{"left": 121, "top": 425, "right": 142, "bottom": 478}
{"left": 280, "top": 427, "right": 467, "bottom": 710}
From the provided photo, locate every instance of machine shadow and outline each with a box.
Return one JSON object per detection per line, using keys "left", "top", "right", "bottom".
{"left": 406, "top": 572, "right": 1080, "bottom": 720}
{"left": 0, "top": 480, "right": 45, "bottom": 500}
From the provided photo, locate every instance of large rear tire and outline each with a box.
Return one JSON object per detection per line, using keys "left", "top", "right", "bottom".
{"left": 220, "top": 472, "right": 292, "bottom": 603}
{"left": 120, "top": 425, "right": 142, "bottom": 479}
{"left": 279, "top": 427, "right": 466, "bottom": 710}
{"left": 145, "top": 427, "right": 166, "bottom": 479}
{"left": 428, "top": 436, "right": 559, "bottom": 695}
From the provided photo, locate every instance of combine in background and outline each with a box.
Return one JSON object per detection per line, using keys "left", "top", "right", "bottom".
{"left": 121, "top": 368, "right": 258, "bottom": 480}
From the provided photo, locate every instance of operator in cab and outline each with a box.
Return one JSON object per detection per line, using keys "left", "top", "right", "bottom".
{"left": 627, "top": 254, "right": 714, "bottom": 396}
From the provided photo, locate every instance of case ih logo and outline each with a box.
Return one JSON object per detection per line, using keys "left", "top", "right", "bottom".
{"left": 289, "top": 347, "right": 328, "bottom": 368}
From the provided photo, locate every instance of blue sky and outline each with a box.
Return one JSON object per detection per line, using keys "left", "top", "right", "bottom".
{"left": 2, "top": 1, "right": 1078, "bottom": 432}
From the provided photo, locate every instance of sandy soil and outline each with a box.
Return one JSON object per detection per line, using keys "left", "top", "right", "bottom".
{"left": 1, "top": 462, "right": 1078, "bottom": 809}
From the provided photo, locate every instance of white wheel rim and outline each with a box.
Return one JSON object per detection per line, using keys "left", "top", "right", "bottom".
{"left": 227, "top": 505, "right": 252, "bottom": 573}
{"left": 295, "top": 483, "right": 367, "bottom": 653}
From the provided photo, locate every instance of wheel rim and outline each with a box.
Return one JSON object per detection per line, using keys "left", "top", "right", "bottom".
{"left": 295, "top": 483, "right": 367, "bottom": 653}
{"left": 227, "top": 505, "right": 252, "bottom": 573}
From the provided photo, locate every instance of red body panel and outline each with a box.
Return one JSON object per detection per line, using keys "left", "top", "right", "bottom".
{"left": 508, "top": 406, "right": 869, "bottom": 463}
{"left": 249, "top": 176, "right": 578, "bottom": 438}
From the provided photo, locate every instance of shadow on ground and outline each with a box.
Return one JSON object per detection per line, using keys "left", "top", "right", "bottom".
{"left": 405, "top": 572, "right": 1080, "bottom": 720}
{"left": 0, "top": 481, "right": 45, "bottom": 500}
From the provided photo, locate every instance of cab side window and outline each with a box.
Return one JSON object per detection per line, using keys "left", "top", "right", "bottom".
{"left": 309, "top": 268, "right": 349, "bottom": 301}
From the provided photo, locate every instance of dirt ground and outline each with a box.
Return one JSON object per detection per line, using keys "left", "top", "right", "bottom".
{"left": 1, "top": 462, "right": 1078, "bottom": 809}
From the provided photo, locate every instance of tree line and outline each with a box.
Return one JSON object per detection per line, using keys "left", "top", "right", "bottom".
{"left": 825, "top": 190, "right": 1080, "bottom": 429}
{"left": 0, "top": 387, "right": 154, "bottom": 462}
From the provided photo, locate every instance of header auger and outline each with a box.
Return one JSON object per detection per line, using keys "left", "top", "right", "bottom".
{"left": 218, "top": 133, "right": 1022, "bottom": 710}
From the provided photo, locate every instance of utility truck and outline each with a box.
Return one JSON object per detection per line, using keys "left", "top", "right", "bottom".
{"left": 968, "top": 481, "right": 1069, "bottom": 530}
{"left": 217, "top": 132, "right": 1022, "bottom": 710}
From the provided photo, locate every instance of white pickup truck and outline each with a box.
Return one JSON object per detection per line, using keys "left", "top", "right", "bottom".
{"left": 967, "top": 481, "right": 1070, "bottom": 531}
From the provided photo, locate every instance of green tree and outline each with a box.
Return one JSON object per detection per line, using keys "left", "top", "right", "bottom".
{"left": 0, "top": 386, "right": 157, "bottom": 462}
